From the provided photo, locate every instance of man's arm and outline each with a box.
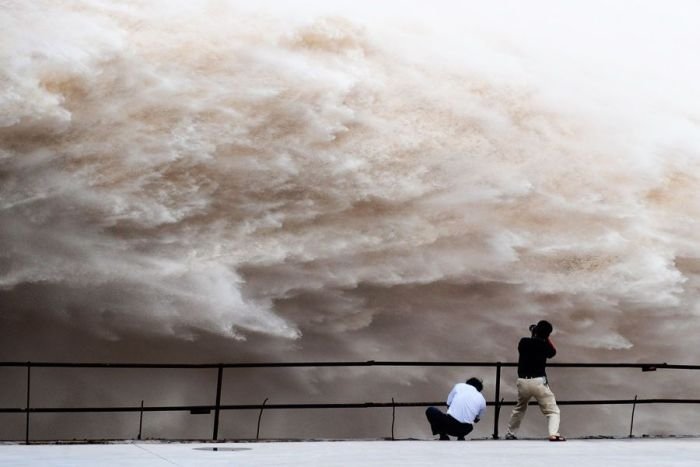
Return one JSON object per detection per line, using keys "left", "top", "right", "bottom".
{"left": 475, "top": 397, "right": 487, "bottom": 423}
{"left": 546, "top": 337, "right": 557, "bottom": 358}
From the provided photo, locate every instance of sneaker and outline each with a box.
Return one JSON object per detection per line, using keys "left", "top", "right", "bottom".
{"left": 439, "top": 434, "right": 450, "bottom": 441}
{"left": 548, "top": 435, "right": 566, "bottom": 442}
{"left": 456, "top": 436, "right": 465, "bottom": 441}
{"left": 505, "top": 433, "right": 517, "bottom": 440}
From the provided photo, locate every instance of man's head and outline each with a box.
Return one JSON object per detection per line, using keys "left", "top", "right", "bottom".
{"left": 530, "top": 320, "right": 553, "bottom": 338}
{"left": 466, "top": 377, "right": 484, "bottom": 392}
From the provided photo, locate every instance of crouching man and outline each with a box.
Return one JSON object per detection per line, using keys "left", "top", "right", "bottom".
{"left": 425, "top": 377, "right": 486, "bottom": 440}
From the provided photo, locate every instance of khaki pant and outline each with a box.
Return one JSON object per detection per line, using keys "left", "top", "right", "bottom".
{"left": 506, "top": 377, "right": 560, "bottom": 437}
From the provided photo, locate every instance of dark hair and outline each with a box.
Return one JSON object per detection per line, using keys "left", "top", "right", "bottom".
{"left": 533, "top": 320, "right": 553, "bottom": 338}
{"left": 466, "top": 377, "right": 483, "bottom": 392}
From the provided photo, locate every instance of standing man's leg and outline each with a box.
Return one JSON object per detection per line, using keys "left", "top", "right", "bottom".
{"left": 533, "top": 383, "right": 561, "bottom": 438}
{"left": 506, "top": 379, "right": 532, "bottom": 438}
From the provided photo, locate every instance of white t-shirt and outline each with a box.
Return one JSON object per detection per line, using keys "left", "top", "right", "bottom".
{"left": 446, "top": 383, "right": 487, "bottom": 424}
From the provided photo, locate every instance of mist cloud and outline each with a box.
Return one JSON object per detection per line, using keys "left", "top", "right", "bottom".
{"left": 2, "top": 0, "right": 700, "bottom": 347}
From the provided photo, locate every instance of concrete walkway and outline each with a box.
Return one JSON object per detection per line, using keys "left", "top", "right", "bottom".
{"left": 1, "top": 439, "right": 698, "bottom": 466}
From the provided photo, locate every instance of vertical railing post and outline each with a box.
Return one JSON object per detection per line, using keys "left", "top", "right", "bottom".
{"left": 138, "top": 400, "right": 144, "bottom": 440}
{"left": 25, "top": 362, "right": 31, "bottom": 445}
{"left": 212, "top": 364, "right": 224, "bottom": 441}
{"left": 492, "top": 362, "right": 501, "bottom": 439}
{"left": 256, "top": 398, "right": 268, "bottom": 441}
{"left": 391, "top": 397, "right": 396, "bottom": 440}
{"left": 629, "top": 394, "right": 638, "bottom": 438}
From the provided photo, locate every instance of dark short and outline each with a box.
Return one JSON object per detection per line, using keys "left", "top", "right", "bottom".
{"left": 425, "top": 407, "right": 474, "bottom": 438}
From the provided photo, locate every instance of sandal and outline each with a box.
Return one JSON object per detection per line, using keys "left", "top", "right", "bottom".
{"left": 548, "top": 435, "right": 566, "bottom": 442}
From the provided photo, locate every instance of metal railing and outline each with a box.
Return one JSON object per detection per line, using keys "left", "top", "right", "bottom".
{"left": 2, "top": 360, "right": 699, "bottom": 444}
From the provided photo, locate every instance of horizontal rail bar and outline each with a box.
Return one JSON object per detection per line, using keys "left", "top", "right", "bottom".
{"left": 0, "top": 363, "right": 220, "bottom": 369}
{"left": 0, "top": 361, "right": 507, "bottom": 369}
{"left": 1, "top": 361, "right": 699, "bottom": 369}
{"left": 3, "top": 398, "right": 700, "bottom": 414}
{"left": 546, "top": 363, "right": 700, "bottom": 370}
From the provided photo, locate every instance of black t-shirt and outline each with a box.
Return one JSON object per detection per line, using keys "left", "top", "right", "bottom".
{"left": 517, "top": 337, "right": 556, "bottom": 378}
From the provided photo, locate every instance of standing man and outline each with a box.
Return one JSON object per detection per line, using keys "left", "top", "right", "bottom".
{"left": 426, "top": 377, "right": 486, "bottom": 440}
{"left": 505, "top": 320, "right": 566, "bottom": 441}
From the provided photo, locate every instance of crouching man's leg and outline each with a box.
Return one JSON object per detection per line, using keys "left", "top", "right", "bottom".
{"left": 425, "top": 407, "right": 450, "bottom": 440}
{"left": 454, "top": 422, "right": 474, "bottom": 441}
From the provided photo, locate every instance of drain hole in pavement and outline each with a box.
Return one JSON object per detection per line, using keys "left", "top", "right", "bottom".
{"left": 194, "top": 447, "right": 252, "bottom": 452}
